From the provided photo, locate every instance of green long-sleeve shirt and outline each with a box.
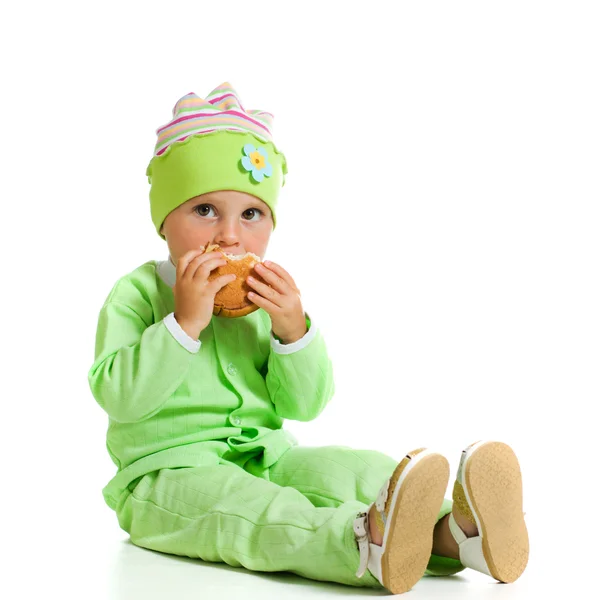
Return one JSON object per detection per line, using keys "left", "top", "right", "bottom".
{"left": 88, "top": 258, "right": 335, "bottom": 510}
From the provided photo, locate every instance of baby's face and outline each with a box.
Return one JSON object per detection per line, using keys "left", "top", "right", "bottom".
{"left": 160, "top": 190, "right": 273, "bottom": 266}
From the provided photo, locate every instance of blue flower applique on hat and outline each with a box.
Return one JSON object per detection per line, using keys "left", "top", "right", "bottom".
{"left": 241, "top": 144, "right": 273, "bottom": 182}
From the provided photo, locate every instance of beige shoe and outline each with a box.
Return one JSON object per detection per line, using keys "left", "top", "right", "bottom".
{"left": 354, "top": 448, "right": 449, "bottom": 594}
{"left": 448, "top": 441, "right": 529, "bottom": 583}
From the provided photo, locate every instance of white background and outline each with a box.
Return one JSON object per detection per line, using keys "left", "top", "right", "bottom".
{"left": 2, "top": 1, "right": 598, "bottom": 598}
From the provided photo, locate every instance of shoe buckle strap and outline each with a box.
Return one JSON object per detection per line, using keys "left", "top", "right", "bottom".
{"left": 354, "top": 477, "right": 392, "bottom": 579}
{"left": 353, "top": 510, "right": 371, "bottom": 578}
{"left": 448, "top": 512, "right": 467, "bottom": 545}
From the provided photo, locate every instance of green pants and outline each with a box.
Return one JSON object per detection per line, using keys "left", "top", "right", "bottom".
{"left": 116, "top": 445, "right": 464, "bottom": 588}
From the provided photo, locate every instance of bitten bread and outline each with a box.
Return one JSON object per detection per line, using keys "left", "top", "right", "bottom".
{"left": 202, "top": 242, "right": 268, "bottom": 318}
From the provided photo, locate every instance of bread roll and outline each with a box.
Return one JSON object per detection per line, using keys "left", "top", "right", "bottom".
{"left": 203, "top": 242, "right": 269, "bottom": 318}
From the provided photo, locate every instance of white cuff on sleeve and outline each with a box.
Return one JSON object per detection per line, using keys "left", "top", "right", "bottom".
{"left": 271, "top": 312, "right": 317, "bottom": 355}
{"left": 163, "top": 312, "right": 202, "bottom": 354}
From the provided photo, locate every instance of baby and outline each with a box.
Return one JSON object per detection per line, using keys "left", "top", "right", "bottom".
{"left": 88, "top": 82, "right": 529, "bottom": 595}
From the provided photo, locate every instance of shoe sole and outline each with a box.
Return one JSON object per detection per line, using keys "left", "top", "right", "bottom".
{"left": 461, "top": 441, "right": 529, "bottom": 583}
{"left": 381, "top": 451, "right": 450, "bottom": 594}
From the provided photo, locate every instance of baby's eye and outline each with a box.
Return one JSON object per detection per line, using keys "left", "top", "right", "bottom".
{"left": 195, "top": 204, "right": 215, "bottom": 217}
{"left": 242, "top": 208, "right": 263, "bottom": 221}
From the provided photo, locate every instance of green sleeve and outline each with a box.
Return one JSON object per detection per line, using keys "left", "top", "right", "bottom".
{"left": 266, "top": 315, "right": 335, "bottom": 422}
{"left": 88, "top": 300, "right": 195, "bottom": 424}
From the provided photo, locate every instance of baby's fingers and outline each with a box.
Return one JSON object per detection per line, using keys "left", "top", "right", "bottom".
{"left": 211, "top": 273, "right": 237, "bottom": 292}
{"left": 186, "top": 254, "right": 225, "bottom": 280}
{"left": 176, "top": 249, "right": 205, "bottom": 281}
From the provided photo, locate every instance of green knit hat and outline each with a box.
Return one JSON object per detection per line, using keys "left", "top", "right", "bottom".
{"left": 146, "top": 82, "right": 288, "bottom": 239}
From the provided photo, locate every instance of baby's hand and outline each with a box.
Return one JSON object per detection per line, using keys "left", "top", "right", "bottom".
{"left": 173, "top": 248, "right": 236, "bottom": 339}
{"left": 246, "top": 260, "right": 307, "bottom": 344}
